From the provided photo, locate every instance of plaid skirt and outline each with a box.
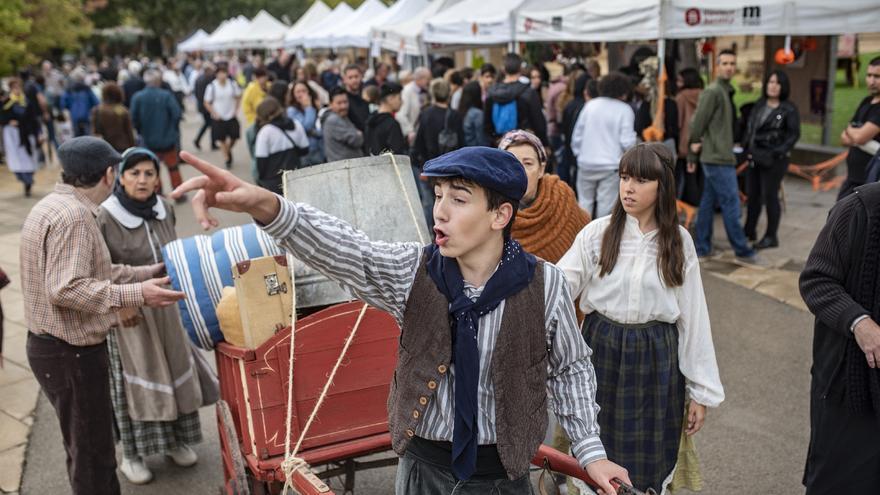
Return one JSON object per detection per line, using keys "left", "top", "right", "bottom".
{"left": 582, "top": 312, "right": 685, "bottom": 492}
{"left": 107, "top": 330, "right": 203, "bottom": 459}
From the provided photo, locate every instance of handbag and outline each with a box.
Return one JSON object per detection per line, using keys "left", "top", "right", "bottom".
{"left": 437, "top": 109, "right": 459, "bottom": 155}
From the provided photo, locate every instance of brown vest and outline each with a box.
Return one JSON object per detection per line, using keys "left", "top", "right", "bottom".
{"left": 387, "top": 252, "right": 547, "bottom": 479}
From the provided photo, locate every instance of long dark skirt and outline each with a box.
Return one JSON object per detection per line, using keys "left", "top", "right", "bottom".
{"left": 582, "top": 312, "right": 685, "bottom": 492}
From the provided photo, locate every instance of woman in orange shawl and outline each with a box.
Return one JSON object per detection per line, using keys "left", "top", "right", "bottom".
{"left": 499, "top": 129, "right": 590, "bottom": 263}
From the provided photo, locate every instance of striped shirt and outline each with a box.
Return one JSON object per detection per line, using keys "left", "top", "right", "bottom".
{"left": 261, "top": 198, "right": 607, "bottom": 466}
{"left": 20, "top": 184, "right": 149, "bottom": 346}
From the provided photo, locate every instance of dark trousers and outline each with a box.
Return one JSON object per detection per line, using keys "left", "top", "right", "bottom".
{"left": 27, "top": 333, "right": 120, "bottom": 495}
{"left": 195, "top": 109, "right": 212, "bottom": 147}
{"left": 803, "top": 388, "right": 880, "bottom": 494}
{"left": 395, "top": 451, "right": 533, "bottom": 495}
{"left": 744, "top": 162, "right": 786, "bottom": 240}
{"left": 72, "top": 120, "right": 90, "bottom": 137}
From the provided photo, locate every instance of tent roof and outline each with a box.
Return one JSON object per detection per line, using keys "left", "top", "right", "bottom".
{"left": 235, "top": 10, "right": 288, "bottom": 49}
{"left": 335, "top": 0, "right": 430, "bottom": 48}
{"left": 284, "top": 1, "right": 332, "bottom": 47}
{"left": 374, "top": 0, "right": 459, "bottom": 55}
{"left": 287, "top": 3, "right": 354, "bottom": 48}
{"left": 178, "top": 29, "right": 209, "bottom": 53}
{"left": 516, "top": 0, "right": 880, "bottom": 42}
{"left": 422, "top": 0, "right": 574, "bottom": 45}
{"left": 203, "top": 16, "right": 251, "bottom": 51}
{"left": 304, "top": 0, "right": 388, "bottom": 49}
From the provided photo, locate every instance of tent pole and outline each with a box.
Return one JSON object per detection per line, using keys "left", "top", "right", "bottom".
{"left": 823, "top": 36, "right": 838, "bottom": 147}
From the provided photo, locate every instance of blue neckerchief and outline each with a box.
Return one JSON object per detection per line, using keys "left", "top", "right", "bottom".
{"left": 424, "top": 239, "right": 536, "bottom": 480}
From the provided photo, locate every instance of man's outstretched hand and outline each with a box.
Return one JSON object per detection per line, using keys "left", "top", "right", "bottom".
{"left": 171, "top": 151, "right": 280, "bottom": 230}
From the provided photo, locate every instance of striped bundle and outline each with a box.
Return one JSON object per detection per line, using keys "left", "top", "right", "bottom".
{"left": 162, "top": 224, "right": 283, "bottom": 349}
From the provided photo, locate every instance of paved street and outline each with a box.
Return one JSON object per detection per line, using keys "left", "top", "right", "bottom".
{"left": 2, "top": 104, "right": 837, "bottom": 494}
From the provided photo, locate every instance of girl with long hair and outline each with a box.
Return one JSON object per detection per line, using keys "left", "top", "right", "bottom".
{"left": 286, "top": 81, "right": 324, "bottom": 165}
{"left": 558, "top": 142, "right": 724, "bottom": 493}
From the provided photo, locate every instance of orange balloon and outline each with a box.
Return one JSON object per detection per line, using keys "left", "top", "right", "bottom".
{"left": 775, "top": 48, "right": 795, "bottom": 65}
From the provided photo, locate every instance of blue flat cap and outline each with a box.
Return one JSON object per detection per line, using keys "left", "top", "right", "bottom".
{"left": 422, "top": 146, "right": 527, "bottom": 202}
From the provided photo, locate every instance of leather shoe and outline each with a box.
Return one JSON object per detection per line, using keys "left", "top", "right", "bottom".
{"left": 754, "top": 237, "right": 779, "bottom": 250}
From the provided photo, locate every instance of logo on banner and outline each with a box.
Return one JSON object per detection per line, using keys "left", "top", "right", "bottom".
{"left": 742, "top": 6, "right": 761, "bottom": 25}
{"left": 551, "top": 16, "right": 563, "bottom": 31}
{"left": 524, "top": 18, "right": 533, "bottom": 33}
{"left": 685, "top": 8, "right": 701, "bottom": 26}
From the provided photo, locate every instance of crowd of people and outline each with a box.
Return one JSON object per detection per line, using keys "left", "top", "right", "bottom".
{"left": 5, "top": 45, "right": 880, "bottom": 495}
{"left": 2, "top": 47, "right": 829, "bottom": 258}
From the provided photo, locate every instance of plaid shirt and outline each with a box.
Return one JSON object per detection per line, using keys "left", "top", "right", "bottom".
{"left": 21, "top": 184, "right": 149, "bottom": 346}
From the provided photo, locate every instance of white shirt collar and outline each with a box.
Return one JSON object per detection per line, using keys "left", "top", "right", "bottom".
{"left": 100, "top": 194, "right": 166, "bottom": 229}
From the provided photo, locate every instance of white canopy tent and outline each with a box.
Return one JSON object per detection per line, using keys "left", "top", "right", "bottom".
{"left": 373, "top": 0, "right": 459, "bottom": 56}
{"left": 289, "top": 3, "right": 354, "bottom": 48}
{"left": 422, "top": 0, "right": 576, "bottom": 46}
{"left": 515, "top": 0, "right": 880, "bottom": 42}
{"left": 234, "top": 10, "right": 288, "bottom": 49}
{"left": 303, "top": 0, "right": 388, "bottom": 49}
{"left": 177, "top": 29, "right": 209, "bottom": 53}
{"left": 334, "top": 0, "right": 429, "bottom": 49}
{"left": 283, "top": 1, "right": 332, "bottom": 49}
{"left": 202, "top": 16, "right": 251, "bottom": 52}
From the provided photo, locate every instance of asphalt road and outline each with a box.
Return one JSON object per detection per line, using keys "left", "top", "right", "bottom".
{"left": 20, "top": 107, "right": 816, "bottom": 495}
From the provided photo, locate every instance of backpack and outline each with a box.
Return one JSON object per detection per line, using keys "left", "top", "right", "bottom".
{"left": 437, "top": 109, "right": 459, "bottom": 155}
{"left": 492, "top": 99, "right": 518, "bottom": 136}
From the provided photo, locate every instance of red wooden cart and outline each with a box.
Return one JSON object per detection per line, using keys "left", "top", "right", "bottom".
{"left": 214, "top": 301, "right": 613, "bottom": 494}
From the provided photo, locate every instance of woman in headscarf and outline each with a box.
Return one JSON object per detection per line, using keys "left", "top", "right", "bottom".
{"left": 96, "top": 148, "right": 209, "bottom": 485}
{"left": 1, "top": 78, "right": 41, "bottom": 197}
{"left": 500, "top": 129, "right": 590, "bottom": 263}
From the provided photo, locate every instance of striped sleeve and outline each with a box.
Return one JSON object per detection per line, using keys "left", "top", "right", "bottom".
{"left": 543, "top": 263, "right": 607, "bottom": 466}
{"left": 260, "top": 197, "right": 423, "bottom": 322}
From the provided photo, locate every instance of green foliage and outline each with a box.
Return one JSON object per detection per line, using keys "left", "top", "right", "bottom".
{"left": 0, "top": 0, "right": 91, "bottom": 76}
{"left": 0, "top": 0, "right": 31, "bottom": 75}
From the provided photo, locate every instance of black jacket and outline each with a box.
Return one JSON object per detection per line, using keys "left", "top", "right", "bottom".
{"left": 484, "top": 81, "right": 548, "bottom": 145}
{"left": 194, "top": 74, "right": 214, "bottom": 113}
{"left": 364, "top": 112, "right": 407, "bottom": 156}
{"left": 634, "top": 97, "right": 680, "bottom": 149}
{"left": 743, "top": 99, "right": 800, "bottom": 166}
{"left": 123, "top": 77, "right": 146, "bottom": 108}
{"left": 345, "top": 89, "right": 371, "bottom": 132}
{"left": 412, "top": 105, "right": 464, "bottom": 168}
{"left": 800, "top": 182, "right": 880, "bottom": 401}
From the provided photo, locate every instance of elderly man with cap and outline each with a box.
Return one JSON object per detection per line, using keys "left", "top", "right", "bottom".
{"left": 20, "top": 136, "right": 185, "bottom": 495}
{"left": 171, "top": 146, "right": 631, "bottom": 494}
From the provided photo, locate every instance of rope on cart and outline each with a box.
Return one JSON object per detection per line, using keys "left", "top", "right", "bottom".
{"left": 280, "top": 154, "right": 426, "bottom": 493}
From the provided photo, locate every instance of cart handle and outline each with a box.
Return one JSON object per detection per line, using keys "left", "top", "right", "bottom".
{"left": 531, "top": 444, "right": 597, "bottom": 485}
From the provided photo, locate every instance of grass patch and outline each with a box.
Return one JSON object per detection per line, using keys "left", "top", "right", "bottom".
{"left": 730, "top": 51, "right": 878, "bottom": 146}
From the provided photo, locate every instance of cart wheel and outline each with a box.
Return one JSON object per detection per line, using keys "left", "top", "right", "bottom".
{"left": 217, "top": 399, "right": 250, "bottom": 495}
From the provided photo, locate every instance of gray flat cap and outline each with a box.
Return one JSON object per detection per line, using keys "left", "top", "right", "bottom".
{"left": 57, "top": 136, "right": 123, "bottom": 178}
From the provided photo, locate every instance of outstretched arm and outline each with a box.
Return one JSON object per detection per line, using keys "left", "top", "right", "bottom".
{"left": 171, "top": 152, "right": 422, "bottom": 320}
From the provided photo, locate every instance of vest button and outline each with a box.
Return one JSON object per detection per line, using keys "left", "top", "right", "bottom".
{"left": 419, "top": 396, "right": 428, "bottom": 405}
{"left": 427, "top": 380, "right": 437, "bottom": 390}
{"left": 412, "top": 410, "right": 420, "bottom": 419}
{"left": 405, "top": 429, "right": 415, "bottom": 437}
{"left": 437, "top": 364, "right": 447, "bottom": 374}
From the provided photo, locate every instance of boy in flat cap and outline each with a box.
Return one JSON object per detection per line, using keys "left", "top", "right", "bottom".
{"left": 20, "top": 136, "right": 185, "bottom": 494}
{"left": 173, "top": 147, "right": 630, "bottom": 494}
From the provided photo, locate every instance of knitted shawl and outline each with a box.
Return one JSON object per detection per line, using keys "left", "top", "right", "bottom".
{"left": 511, "top": 175, "right": 590, "bottom": 263}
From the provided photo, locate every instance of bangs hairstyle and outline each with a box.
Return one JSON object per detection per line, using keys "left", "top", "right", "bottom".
{"left": 427, "top": 176, "right": 519, "bottom": 240}
{"left": 598, "top": 143, "right": 684, "bottom": 287}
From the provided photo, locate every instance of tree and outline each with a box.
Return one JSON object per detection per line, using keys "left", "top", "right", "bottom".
{"left": 0, "top": 0, "right": 31, "bottom": 75}
{"left": 23, "top": 0, "right": 93, "bottom": 58}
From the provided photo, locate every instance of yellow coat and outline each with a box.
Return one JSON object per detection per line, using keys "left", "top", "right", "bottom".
{"left": 241, "top": 81, "right": 266, "bottom": 125}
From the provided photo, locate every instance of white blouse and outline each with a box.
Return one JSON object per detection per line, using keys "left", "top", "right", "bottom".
{"left": 557, "top": 215, "right": 725, "bottom": 408}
